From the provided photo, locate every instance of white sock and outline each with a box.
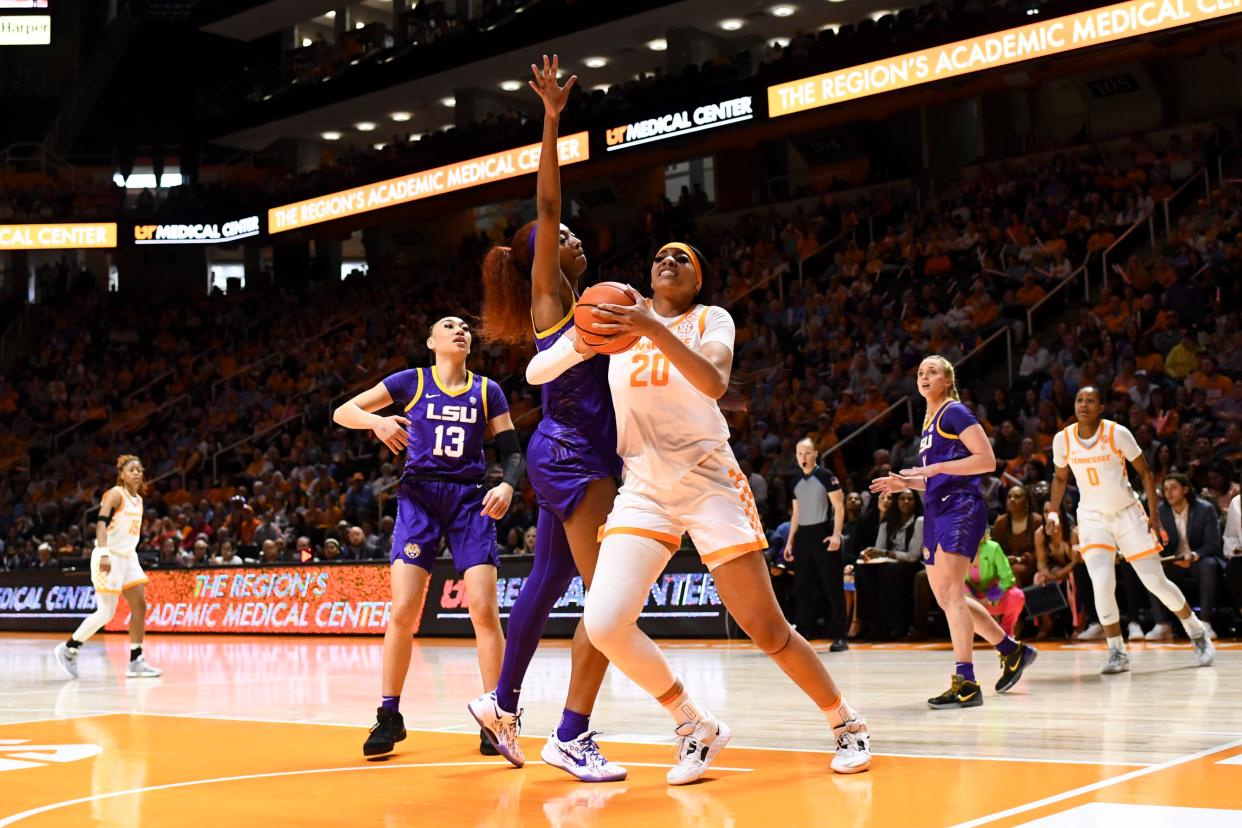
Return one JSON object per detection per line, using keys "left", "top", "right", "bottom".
{"left": 1106, "top": 635, "right": 1126, "bottom": 653}
{"left": 821, "top": 697, "right": 856, "bottom": 729}
{"left": 661, "top": 686, "right": 707, "bottom": 727}
{"left": 1180, "top": 614, "right": 1205, "bottom": 638}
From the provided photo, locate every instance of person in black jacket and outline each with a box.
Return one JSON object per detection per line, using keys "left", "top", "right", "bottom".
{"left": 1154, "top": 473, "right": 1225, "bottom": 639}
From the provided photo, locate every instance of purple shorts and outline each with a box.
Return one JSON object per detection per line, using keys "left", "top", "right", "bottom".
{"left": 921, "top": 493, "right": 988, "bottom": 565}
{"left": 526, "top": 428, "right": 619, "bottom": 524}
{"left": 391, "top": 478, "right": 498, "bottom": 574}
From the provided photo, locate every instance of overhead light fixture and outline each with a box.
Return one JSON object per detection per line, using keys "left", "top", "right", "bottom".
{"left": 355, "top": 121, "right": 376, "bottom": 132}
{"left": 771, "top": 37, "right": 790, "bottom": 47}
{"left": 718, "top": 19, "right": 745, "bottom": 31}
{"left": 499, "top": 80, "right": 522, "bottom": 91}
{"left": 301, "top": 37, "right": 312, "bottom": 47}
{"left": 770, "top": 4, "right": 797, "bottom": 16}
{"left": 820, "top": 22, "right": 839, "bottom": 32}
{"left": 325, "top": 10, "right": 335, "bottom": 19}
{"left": 584, "top": 56, "right": 608, "bottom": 68}
{"left": 440, "top": 96, "right": 456, "bottom": 107}
{"left": 407, "top": 133, "right": 423, "bottom": 142}
{"left": 320, "top": 131, "right": 342, "bottom": 141}
{"left": 646, "top": 38, "right": 667, "bottom": 51}
{"left": 389, "top": 111, "right": 411, "bottom": 122}
{"left": 354, "top": 20, "right": 364, "bottom": 29}
{"left": 592, "top": 83, "right": 611, "bottom": 92}
{"left": 870, "top": 9, "right": 896, "bottom": 21}
{"left": 373, "top": 143, "right": 386, "bottom": 151}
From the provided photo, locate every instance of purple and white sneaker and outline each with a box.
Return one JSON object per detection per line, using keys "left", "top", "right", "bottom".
{"left": 540, "top": 731, "right": 628, "bottom": 782}
{"left": 468, "top": 692, "right": 524, "bottom": 767}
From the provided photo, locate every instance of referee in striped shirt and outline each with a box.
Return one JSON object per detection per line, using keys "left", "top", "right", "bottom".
{"left": 783, "top": 438, "right": 848, "bottom": 651}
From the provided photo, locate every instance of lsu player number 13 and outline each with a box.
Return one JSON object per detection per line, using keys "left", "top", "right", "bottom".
{"left": 1047, "top": 385, "right": 1214, "bottom": 674}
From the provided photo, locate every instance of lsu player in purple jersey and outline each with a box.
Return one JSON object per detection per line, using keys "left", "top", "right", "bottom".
{"left": 471, "top": 55, "right": 626, "bottom": 782}
{"left": 333, "top": 315, "right": 525, "bottom": 757}
{"left": 872, "top": 356, "right": 1037, "bottom": 708}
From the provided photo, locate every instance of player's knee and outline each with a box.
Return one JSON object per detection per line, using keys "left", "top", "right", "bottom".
{"left": 745, "top": 618, "right": 792, "bottom": 654}
{"left": 582, "top": 601, "right": 622, "bottom": 654}
{"left": 390, "top": 597, "right": 422, "bottom": 627}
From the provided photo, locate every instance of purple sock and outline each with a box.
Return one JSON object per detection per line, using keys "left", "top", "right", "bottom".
{"left": 556, "top": 708, "right": 591, "bottom": 742}
{"left": 494, "top": 510, "right": 578, "bottom": 715}
{"left": 381, "top": 695, "right": 400, "bottom": 713}
{"left": 955, "top": 662, "right": 976, "bottom": 682}
{"left": 996, "top": 636, "right": 1020, "bottom": 656}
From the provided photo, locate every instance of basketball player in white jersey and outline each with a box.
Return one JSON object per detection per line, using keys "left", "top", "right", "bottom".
{"left": 527, "top": 242, "right": 869, "bottom": 784}
{"left": 54, "top": 455, "right": 161, "bottom": 678}
{"left": 1047, "top": 387, "right": 1214, "bottom": 673}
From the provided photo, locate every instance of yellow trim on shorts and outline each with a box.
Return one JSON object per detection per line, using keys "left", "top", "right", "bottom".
{"left": 700, "top": 538, "right": 768, "bottom": 570}
{"left": 403, "top": 368, "right": 425, "bottom": 412}
{"left": 1079, "top": 544, "right": 1117, "bottom": 555}
{"left": 122, "top": 578, "right": 148, "bottom": 590}
{"left": 96, "top": 587, "right": 122, "bottom": 595}
{"left": 1126, "top": 545, "right": 1162, "bottom": 562}
{"left": 599, "top": 526, "right": 681, "bottom": 550}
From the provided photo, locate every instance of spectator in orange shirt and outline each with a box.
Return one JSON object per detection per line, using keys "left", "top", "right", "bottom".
{"left": 1015, "top": 273, "right": 1046, "bottom": 308}
{"left": 832, "top": 389, "right": 867, "bottom": 433}
{"left": 1185, "top": 356, "right": 1234, "bottom": 408}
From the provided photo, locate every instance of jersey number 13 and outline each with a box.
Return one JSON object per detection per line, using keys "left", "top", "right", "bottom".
{"left": 433, "top": 424, "right": 466, "bottom": 457}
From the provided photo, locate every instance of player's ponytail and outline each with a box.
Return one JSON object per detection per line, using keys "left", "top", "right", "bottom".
{"left": 480, "top": 221, "right": 538, "bottom": 346}
{"left": 926, "top": 354, "right": 960, "bottom": 401}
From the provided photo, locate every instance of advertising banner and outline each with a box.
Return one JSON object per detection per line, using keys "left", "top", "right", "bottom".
{"left": 0, "top": 569, "right": 96, "bottom": 632}
{"left": 0, "top": 223, "right": 116, "bottom": 250}
{"left": 133, "top": 216, "right": 261, "bottom": 245}
{"left": 604, "top": 96, "right": 755, "bottom": 151}
{"left": 2, "top": 552, "right": 731, "bottom": 638}
{"left": 768, "top": 0, "right": 1242, "bottom": 117}
{"left": 0, "top": 14, "right": 49, "bottom": 45}
{"left": 268, "top": 132, "right": 590, "bottom": 234}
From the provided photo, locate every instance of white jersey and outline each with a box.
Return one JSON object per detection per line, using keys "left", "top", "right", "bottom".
{"left": 1052, "top": 420, "right": 1142, "bottom": 514}
{"left": 104, "top": 487, "right": 143, "bottom": 555}
{"left": 608, "top": 302, "right": 735, "bottom": 485}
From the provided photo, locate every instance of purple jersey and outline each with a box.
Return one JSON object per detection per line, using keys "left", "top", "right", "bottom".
{"left": 382, "top": 366, "right": 508, "bottom": 480}
{"left": 919, "top": 400, "right": 981, "bottom": 499}
{"left": 533, "top": 308, "right": 621, "bottom": 478}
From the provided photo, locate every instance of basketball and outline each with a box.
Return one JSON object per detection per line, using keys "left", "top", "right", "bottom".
{"left": 574, "top": 281, "right": 639, "bottom": 354}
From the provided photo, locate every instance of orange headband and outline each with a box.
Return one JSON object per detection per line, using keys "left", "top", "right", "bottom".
{"left": 661, "top": 242, "right": 702, "bottom": 291}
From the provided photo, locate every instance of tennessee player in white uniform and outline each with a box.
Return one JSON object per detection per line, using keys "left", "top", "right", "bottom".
{"left": 54, "top": 455, "right": 161, "bottom": 678}
{"left": 527, "top": 242, "right": 869, "bottom": 785}
{"left": 1047, "top": 387, "right": 1214, "bottom": 673}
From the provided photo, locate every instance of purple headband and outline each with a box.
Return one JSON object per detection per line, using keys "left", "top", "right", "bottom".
{"left": 527, "top": 226, "right": 537, "bottom": 257}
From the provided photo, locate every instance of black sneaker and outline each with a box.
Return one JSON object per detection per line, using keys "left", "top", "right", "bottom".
{"left": 995, "top": 643, "right": 1038, "bottom": 693}
{"left": 829, "top": 639, "right": 849, "bottom": 652}
{"left": 363, "top": 707, "right": 406, "bottom": 757}
{"left": 927, "top": 675, "right": 983, "bottom": 709}
{"left": 479, "top": 727, "right": 500, "bottom": 756}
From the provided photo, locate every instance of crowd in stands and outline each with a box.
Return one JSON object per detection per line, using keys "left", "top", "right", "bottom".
{"left": 3, "top": 122, "right": 1238, "bottom": 641}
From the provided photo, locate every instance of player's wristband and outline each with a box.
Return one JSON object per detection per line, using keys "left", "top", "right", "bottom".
{"left": 93, "top": 546, "right": 110, "bottom": 557}
{"left": 1046, "top": 511, "right": 1058, "bottom": 520}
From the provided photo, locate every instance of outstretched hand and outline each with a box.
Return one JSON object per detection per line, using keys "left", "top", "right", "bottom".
{"left": 529, "top": 54, "right": 577, "bottom": 117}
{"left": 591, "top": 285, "right": 660, "bottom": 338}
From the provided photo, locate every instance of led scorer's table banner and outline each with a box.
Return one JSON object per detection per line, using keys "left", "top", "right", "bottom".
{"left": 0, "top": 223, "right": 117, "bottom": 250}
{"left": 768, "top": 0, "right": 1242, "bottom": 117}
{"left": 268, "top": 132, "right": 590, "bottom": 233}
{"left": 0, "top": 552, "right": 728, "bottom": 637}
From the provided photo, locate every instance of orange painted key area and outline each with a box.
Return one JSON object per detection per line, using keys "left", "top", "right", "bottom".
{"left": 0, "top": 715, "right": 1142, "bottom": 828}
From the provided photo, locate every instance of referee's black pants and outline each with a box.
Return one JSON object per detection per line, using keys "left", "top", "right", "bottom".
{"left": 793, "top": 521, "right": 846, "bottom": 640}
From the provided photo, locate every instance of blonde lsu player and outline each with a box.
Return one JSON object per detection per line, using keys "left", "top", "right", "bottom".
{"left": 1047, "top": 387, "right": 1214, "bottom": 673}
{"left": 54, "top": 455, "right": 161, "bottom": 678}
{"left": 526, "top": 242, "right": 869, "bottom": 785}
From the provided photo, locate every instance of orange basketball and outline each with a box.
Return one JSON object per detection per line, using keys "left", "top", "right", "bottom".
{"left": 574, "top": 281, "right": 639, "bottom": 355}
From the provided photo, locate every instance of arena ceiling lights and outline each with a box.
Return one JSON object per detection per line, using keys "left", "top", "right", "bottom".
{"left": 268, "top": 133, "right": 590, "bottom": 233}
{"left": 768, "top": 0, "right": 1242, "bottom": 117}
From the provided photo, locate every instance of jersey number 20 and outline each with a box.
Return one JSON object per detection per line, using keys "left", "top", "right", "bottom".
{"left": 629, "top": 353, "right": 669, "bottom": 387}
{"left": 433, "top": 425, "right": 466, "bottom": 457}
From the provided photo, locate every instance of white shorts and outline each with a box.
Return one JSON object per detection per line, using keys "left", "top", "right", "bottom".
{"left": 91, "top": 548, "right": 147, "bottom": 595}
{"left": 1078, "top": 504, "right": 1163, "bottom": 562}
{"left": 600, "top": 449, "right": 767, "bottom": 571}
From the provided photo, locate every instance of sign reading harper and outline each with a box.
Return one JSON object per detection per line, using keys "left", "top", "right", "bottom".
{"left": 0, "top": 223, "right": 116, "bottom": 250}
{"left": 268, "top": 132, "right": 589, "bottom": 233}
{"left": 605, "top": 96, "right": 754, "bottom": 151}
{"left": 133, "top": 216, "right": 261, "bottom": 245}
{"left": 768, "top": 0, "right": 1242, "bottom": 117}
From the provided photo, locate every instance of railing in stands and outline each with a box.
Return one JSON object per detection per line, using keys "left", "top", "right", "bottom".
{"left": 211, "top": 410, "right": 307, "bottom": 482}
{"left": 1026, "top": 261, "right": 1088, "bottom": 340}
{"left": 819, "top": 325, "right": 1015, "bottom": 465}
{"left": 1160, "top": 167, "right": 1212, "bottom": 243}
{"left": 53, "top": 407, "right": 110, "bottom": 451}
{"left": 210, "top": 313, "right": 361, "bottom": 400}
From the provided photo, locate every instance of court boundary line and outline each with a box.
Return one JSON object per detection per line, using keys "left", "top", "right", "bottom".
{"left": 947, "top": 738, "right": 1242, "bottom": 828}
{"left": 0, "top": 758, "right": 752, "bottom": 826}
{"left": 4, "top": 711, "right": 1154, "bottom": 767}
{"left": 0, "top": 713, "right": 119, "bottom": 727}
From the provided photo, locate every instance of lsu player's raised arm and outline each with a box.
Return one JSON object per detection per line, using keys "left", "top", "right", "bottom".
{"left": 526, "top": 332, "right": 586, "bottom": 385}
